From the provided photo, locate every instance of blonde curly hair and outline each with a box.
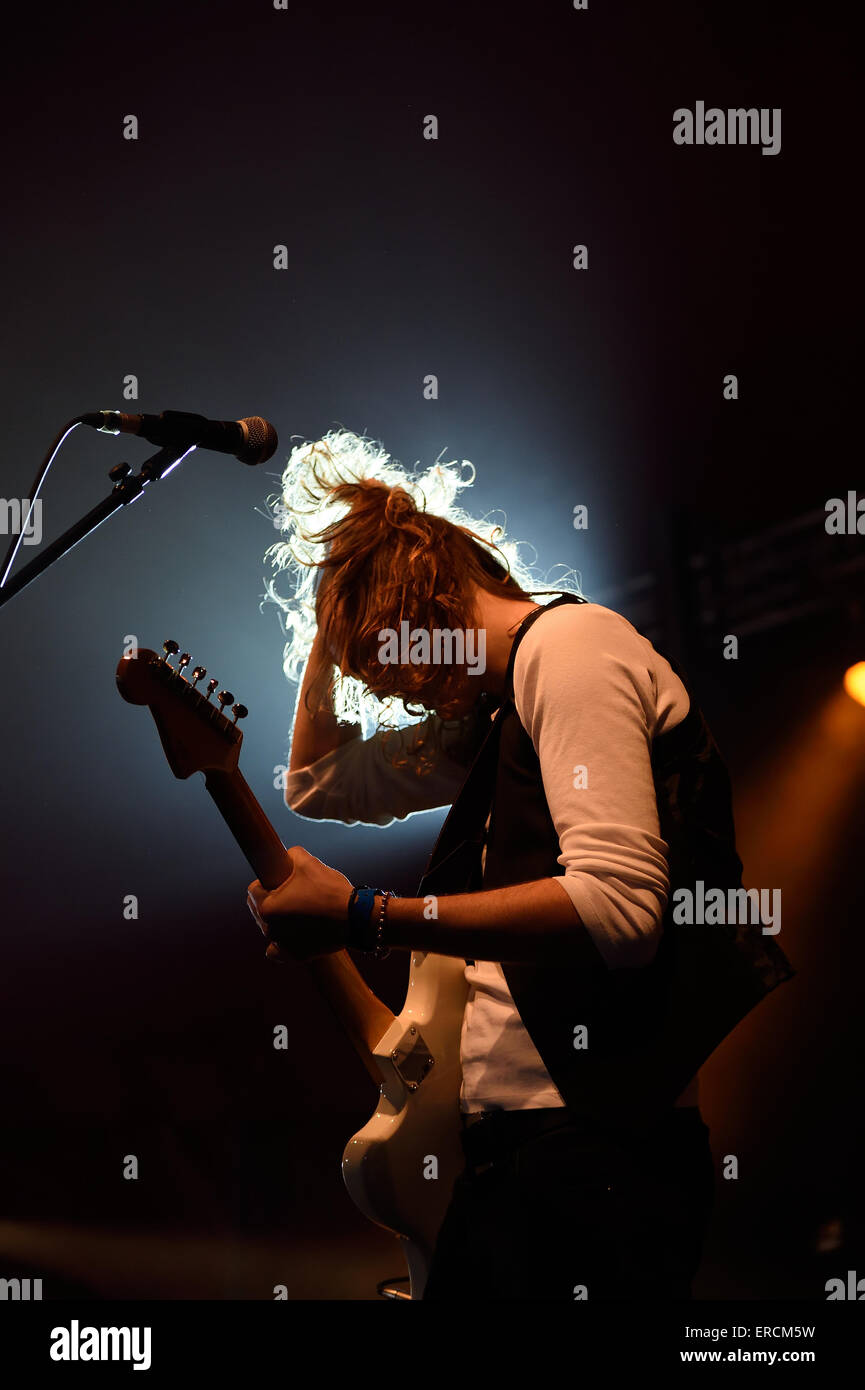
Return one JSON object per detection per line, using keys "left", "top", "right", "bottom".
{"left": 262, "top": 428, "right": 582, "bottom": 740}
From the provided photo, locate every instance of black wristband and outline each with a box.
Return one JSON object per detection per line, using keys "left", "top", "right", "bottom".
{"left": 346, "top": 885, "right": 375, "bottom": 950}
{"left": 347, "top": 884, "right": 396, "bottom": 958}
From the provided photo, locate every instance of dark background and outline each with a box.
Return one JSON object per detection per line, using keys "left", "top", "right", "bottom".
{"left": 0, "top": 0, "right": 859, "bottom": 1299}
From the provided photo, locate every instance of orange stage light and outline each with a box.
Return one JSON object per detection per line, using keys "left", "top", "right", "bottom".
{"left": 843, "top": 662, "right": 865, "bottom": 707}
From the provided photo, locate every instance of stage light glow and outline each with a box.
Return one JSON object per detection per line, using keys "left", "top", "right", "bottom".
{"left": 843, "top": 662, "right": 865, "bottom": 707}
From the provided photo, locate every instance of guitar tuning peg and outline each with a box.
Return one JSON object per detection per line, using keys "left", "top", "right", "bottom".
{"left": 216, "top": 691, "right": 234, "bottom": 714}
{"left": 178, "top": 653, "right": 191, "bottom": 672}
{"left": 205, "top": 678, "right": 218, "bottom": 701}
{"left": 162, "top": 639, "right": 180, "bottom": 663}
{"left": 191, "top": 666, "right": 207, "bottom": 688}
{"left": 232, "top": 703, "right": 248, "bottom": 724}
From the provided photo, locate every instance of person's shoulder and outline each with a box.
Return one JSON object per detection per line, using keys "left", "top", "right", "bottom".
{"left": 514, "top": 600, "right": 658, "bottom": 711}
{"left": 521, "top": 599, "right": 641, "bottom": 653}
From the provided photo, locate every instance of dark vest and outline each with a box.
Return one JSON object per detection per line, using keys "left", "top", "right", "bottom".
{"left": 417, "top": 594, "right": 795, "bottom": 1137}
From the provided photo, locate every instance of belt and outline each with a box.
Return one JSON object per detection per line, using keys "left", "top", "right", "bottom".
{"left": 460, "top": 1107, "right": 584, "bottom": 1172}
{"left": 459, "top": 1104, "right": 702, "bottom": 1173}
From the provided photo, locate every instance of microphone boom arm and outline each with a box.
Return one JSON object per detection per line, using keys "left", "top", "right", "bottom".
{"left": 0, "top": 440, "right": 196, "bottom": 610}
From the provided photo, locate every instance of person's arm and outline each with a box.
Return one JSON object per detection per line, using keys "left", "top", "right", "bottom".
{"left": 379, "top": 879, "right": 606, "bottom": 966}
{"left": 287, "top": 628, "right": 361, "bottom": 774}
{"left": 283, "top": 633, "right": 481, "bottom": 827}
{"left": 251, "top": 603, "right": 682, "bottom": 968}
{"left": 249, "top": 847, "right": 605, "bottom": 967}
{"left": 384, "top": 604, "right": 676, "bottom": 967}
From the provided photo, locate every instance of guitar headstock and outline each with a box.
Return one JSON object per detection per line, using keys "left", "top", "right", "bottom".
{"left": 116, "top": 639, "right": 248, "bottom": 779}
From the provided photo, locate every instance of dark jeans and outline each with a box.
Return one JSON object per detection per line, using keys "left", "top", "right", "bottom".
{"left": 423, "top": 1106, "right": 715, "bottom": 1300}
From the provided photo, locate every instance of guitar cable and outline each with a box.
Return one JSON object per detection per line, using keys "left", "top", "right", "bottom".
{"left": 0, "top": 415, "right": 85, "bottom": 590}
{"left": 376, "top": 1274, "right": 412, "bottom": 1300}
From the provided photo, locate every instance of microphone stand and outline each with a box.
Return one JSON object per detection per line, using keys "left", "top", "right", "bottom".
{"left": 0, "top": 441, "right": 196, "bottom": 611}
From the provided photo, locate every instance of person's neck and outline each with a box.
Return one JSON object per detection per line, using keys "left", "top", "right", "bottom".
{"left": 471, "top": 588, "right": 541, "bottom": 696}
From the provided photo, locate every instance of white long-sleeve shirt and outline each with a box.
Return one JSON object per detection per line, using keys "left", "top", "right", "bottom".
{"left": 284, "top": 602, "right": 698, "bottom": 1110}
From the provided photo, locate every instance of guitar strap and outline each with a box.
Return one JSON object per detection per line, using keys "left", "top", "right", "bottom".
{"left": 415, "top": 689, "right": 507, "bottom": 908}
{"left": 415, "top": 595, "right": 578, "bottom": 934}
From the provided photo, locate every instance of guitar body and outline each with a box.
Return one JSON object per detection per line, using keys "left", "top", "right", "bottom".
{"left": 342, "top": 949, "right": 468, "bottom": 1299}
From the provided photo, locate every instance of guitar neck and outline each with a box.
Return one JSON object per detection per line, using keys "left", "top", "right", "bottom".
{"left": 203, "top": 765, "right": 395, "bottom": 1084}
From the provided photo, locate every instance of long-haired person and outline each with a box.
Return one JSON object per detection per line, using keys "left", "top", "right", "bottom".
{"left": 246, "top": 429, "right": 791, "bottom": 1300}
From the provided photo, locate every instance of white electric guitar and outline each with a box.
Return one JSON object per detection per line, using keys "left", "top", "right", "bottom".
{"left": 116, "top": 639, "right": 468, "bottom": 1300}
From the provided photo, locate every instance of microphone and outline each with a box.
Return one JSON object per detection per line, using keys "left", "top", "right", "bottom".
{"left": 81, "top": 409, "right": 279, "bottom": 465}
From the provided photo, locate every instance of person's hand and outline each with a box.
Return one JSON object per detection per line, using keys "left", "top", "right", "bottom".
{"left": 247, "top": 846, "right": 353, "bottom": 962}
